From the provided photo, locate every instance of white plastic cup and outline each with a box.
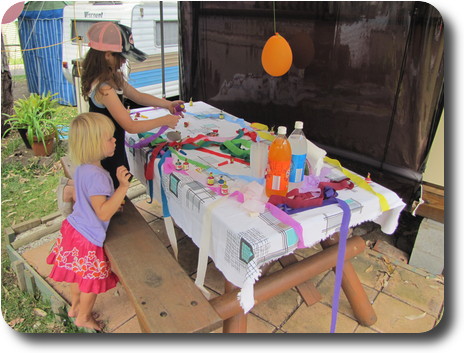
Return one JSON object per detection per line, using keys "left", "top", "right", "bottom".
{"left": 250, "top": 141, "right": 269, "bottom": 178}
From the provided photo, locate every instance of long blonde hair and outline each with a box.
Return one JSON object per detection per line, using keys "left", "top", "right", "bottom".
{"left": 69, "top": 112, "right": 115, "bottom": 165}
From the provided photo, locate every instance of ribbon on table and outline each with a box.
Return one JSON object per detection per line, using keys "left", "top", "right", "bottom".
{"left": 324, "top": 156, "right": 390, "bottom": 212}
{"left": 229, "top": 191, "right": 304, "bottom": 312}
{"left": 168, "top": 147, "right": 210, "bottom": 170}
{"left": 250, "top": 122, "right": 275, "bottom": 142}
{"left": 194, "top": 196, "right": 228, "bottom": 298}
{"left": 268, "top": 179, "right": 353, "bottom": 214}
{"left": 162, "top": 157, "right": 189, "bottom": 176}
{"left": 185, "top": 111, "right": 255, "bottom": 134}
{"left": 206, "top": 167, "right": 264, "bottom": 184}
{"left": 268, "top": 183, "right": 352, "bottom": 332}
{"left": 196, "top": 147, "right": 250, "bottom": 166}
{"left": 329, "top": 198, "right": 351, "bottom": 333}
{"left": 144, "top": 141, "right": 169, "bottom": 203}
{"left": 156, "top": 149, "right": 179, "bottom": 260}
{"left": 125, "top": 126, "right": 169, "bottom": 149}
{"left": 129, "top": 106, "right": 163, "bottom": 115}
{"left": 220, "top": 139, "right": 251, "bottom": 162}
{"left": 265, "top": 202, "right": 304, "bottom": 248}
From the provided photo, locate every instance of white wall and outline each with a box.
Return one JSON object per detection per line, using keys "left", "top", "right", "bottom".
{"left": 422, "top": 111, "right": 444, "bottom": 187}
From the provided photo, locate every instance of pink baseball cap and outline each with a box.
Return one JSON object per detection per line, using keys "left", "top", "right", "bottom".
{"left": 87, "top": 22, "right": 147, "bottom": 62}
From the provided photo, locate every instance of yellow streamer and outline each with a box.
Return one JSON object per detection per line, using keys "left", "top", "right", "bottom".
{"left": 324, "top": 157, "right": 390, "bottom": 212}
{"left": 250, "top": 122, "right": 275, "bottom": 142}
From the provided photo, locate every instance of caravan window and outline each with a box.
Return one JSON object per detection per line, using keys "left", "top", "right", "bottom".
{"left": 155, "top": 21, "right": 178, "bottom": 47}
{"left": 71, "top": 20, "right": 118, "bottom": 44}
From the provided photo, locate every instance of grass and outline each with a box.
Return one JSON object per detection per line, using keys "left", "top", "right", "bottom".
{"left": 1, "top": 109, "right": 75, "bottom": 229}
{"left": 11, "top": 74, "right": 26, "bottom": 82}
{"left": 1, "top": 104, "right": 84, "bottom": 333}
{"left": 1, "top": 137, "right": 64, "bottom": 227}
{"left": 1, "top": 259, "right": 84, "bottom": 333}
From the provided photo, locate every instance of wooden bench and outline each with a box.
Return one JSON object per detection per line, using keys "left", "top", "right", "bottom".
{"left": 60, "top": 156, "right": 375, "bottom": 333}
{"left": 412, "top": 183, "right": 444, "bottom": 223}
{"left": 60, "top": 156, "right": 221, "bottom": 332}
{"left": 105, "top": 199, "right": 222, "bottom": 333}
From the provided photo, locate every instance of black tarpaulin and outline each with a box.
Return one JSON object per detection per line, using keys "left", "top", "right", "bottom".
{"left": 179, "top": 1, "right": 444, "bottom": 205}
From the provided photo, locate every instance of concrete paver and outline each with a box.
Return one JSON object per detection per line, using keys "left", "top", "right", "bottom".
{"left": 17, "top": 197, "right": 444, "bottom": 334}
{"left": 371, "top": 293, "right": 437, "bottom": 333}
{"left": 317, "top": 271, "right": 379, "bottom": 322}
{"left": 282, "top": 301, "right": 359, "bottom": 333}
{"left": 383, "top": 265, "right": 444, "bottom": 317}
{"left": 251, "top": 288, "right": 303, "bottom": 327}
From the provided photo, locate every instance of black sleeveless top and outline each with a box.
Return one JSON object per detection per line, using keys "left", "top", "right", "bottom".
{"left": 88, "top": 85, "right": 129, "bottom": 188}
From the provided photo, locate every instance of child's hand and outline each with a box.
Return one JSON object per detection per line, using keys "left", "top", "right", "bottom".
{"left": 168, "top": 100, "right": 185, "bottom": 118}
{"left": 116, "top": 166, "right": 132, "bottom": 189}
{"left": 163, "top": 114, "right": 181, "bottom": 129}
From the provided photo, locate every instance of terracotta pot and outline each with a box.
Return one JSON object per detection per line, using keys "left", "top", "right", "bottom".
{"left": 30, "top": 135, "right": 55, "bottom": 156}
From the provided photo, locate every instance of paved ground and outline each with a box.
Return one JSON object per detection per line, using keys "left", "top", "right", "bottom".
{"left": 20, "top": 195, "right": 444, "bottom": 334}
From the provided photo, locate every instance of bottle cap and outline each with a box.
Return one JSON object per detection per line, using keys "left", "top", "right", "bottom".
{"left": 295, "top": 121, "right": 303, "bottom": 129}
{"left": 277, "top": 126, "right": 287, "bottom": 135}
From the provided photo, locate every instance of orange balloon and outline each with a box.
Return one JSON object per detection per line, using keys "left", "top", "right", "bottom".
{"left": 261, "top": 33, "right": 293, "bottom": 77}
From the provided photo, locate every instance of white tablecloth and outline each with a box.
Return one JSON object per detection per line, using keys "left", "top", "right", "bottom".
{"left": 125, "top": 101, "right": 406, "bottom": 311}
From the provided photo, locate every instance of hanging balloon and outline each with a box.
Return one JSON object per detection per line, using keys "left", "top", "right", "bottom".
{"left": 261, "top": 33, "right": 293, "bottom": 77}
{"left": 287, "top": 32, "right": 315, "bottom": 70}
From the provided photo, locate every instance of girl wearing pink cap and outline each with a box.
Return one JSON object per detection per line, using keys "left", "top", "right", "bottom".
{"left": 82, "top": 22, "right": 183, "bottom": 188}
{"left": 58, "top": 22, "right": 183, "bottom": 214}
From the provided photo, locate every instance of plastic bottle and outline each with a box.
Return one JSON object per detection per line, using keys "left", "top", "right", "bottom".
{"left": 288, "top": 121, "right": 308, "bottom": 190}
{"left": 265, "top": 126, "right": 292, "bottom": 197}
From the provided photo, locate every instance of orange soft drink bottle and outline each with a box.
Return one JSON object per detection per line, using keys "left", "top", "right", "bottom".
{"left": 265, "top": 126, "right": 292, "bottom": 197}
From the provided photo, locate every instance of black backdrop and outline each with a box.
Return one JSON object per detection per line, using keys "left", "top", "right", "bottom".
{"left": 178, "top": 1, "right": 444, "bottom": 205}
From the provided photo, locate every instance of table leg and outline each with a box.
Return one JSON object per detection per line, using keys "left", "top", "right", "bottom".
{"left": 279, "top": 254, "right": 322, "bottom": 305}
{"left": 222, "top": 281, "right": 247, "bottom": 333}
{"left": 320, "top": 232, "right": 377, "bottom": 327}
{"left": 210, "top": 236, "right": 366, "bottom": 323}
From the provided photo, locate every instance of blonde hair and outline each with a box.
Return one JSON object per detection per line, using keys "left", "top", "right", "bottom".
{"left": 69, "top": 112, "right": 115, "bottom": 165}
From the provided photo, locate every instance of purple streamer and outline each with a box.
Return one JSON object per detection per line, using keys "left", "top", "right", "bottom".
{"left": 125, "top": 126, "right": 169, "bottom": 149}
{"left": 130, "top": 107, "right": 163, "bottom": 114}
{"left": 330, "top": 198, "right": 351, "bottom": 333}
{"left": 266, "top": 203, "right": 305, "bottom": 248}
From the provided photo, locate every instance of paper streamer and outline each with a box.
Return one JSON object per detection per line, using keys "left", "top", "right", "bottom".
{"left": 324, "top": 157, "right": 390, "bottom": 212}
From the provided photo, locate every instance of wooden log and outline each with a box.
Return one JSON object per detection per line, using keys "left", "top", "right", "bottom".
{"left": 279, "top": 253, "right": 322, "bottom": 305}
{"left": 210, "top": 236, "right": 366, "bottom": 321}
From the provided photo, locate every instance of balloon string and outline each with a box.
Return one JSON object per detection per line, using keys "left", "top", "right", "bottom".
{"left": 273, "top": 1, "right": 276, "bottom": 34}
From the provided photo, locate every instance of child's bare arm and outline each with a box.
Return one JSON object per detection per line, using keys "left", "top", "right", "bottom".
{"left": 90, "top": 166, "right": 131, "bottom": 221}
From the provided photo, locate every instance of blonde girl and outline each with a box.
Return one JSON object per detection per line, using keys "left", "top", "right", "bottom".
{"left": 47, "top": 112, "right": 131, "bottom": 331}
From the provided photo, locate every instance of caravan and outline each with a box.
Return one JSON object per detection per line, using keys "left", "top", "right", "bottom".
{"left": 62, "top": 1, "right": 180, "bottom": 101}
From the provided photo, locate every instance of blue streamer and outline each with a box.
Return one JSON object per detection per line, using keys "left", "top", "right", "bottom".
{"left": 206, "top": 167, "right": 264, "bottom": 185}
{"left": 157, "top": 149, "right": 172, "bottom": 218}
{"left": 185, "top": 111, "right": 254, "bottom": 133}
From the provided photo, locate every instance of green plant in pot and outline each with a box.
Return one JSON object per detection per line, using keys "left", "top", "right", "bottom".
{"left": 3, "top": 92, "right": 65, "bottom": 156}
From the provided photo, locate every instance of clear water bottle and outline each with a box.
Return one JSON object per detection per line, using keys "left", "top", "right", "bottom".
{"left": 288, "top": 121, "right": 307, "bottom": 189}
{"left": 265, "top": 126, "right": 292, "bottom": 197}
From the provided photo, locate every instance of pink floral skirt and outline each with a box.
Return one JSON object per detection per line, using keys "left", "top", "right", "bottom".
{"left": 46, "top": 219, "right": 118, "bottom": 294}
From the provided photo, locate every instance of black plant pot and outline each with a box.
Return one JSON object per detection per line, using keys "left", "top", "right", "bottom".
{"left": 18, "top": 128, "right": 32, "bottom": 149}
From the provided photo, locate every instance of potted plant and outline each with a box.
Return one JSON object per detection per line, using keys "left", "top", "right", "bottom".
{"left": 3, "top": 92, "right": 65, "bottom": 156}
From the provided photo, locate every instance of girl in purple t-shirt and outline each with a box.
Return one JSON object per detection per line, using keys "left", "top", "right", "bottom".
{"left": 47, "top": 112, "right": 132, "bottom": 331}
